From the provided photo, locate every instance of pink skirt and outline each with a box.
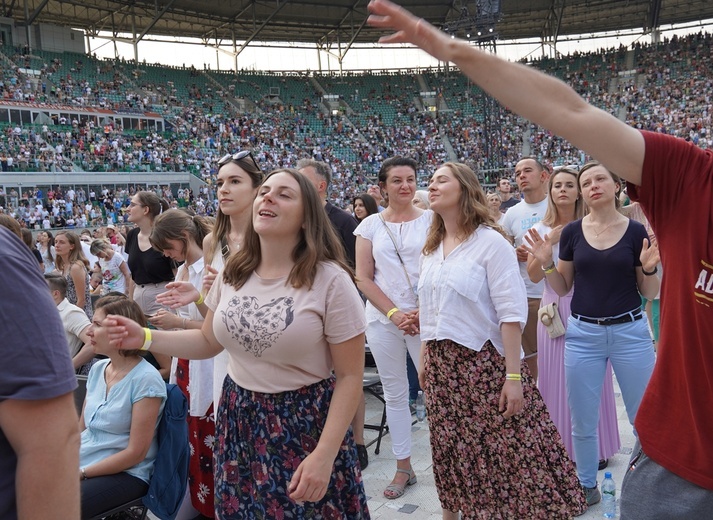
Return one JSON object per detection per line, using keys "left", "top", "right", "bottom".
{"left": 537, "top": 283, "right": 621, "bottom": 462}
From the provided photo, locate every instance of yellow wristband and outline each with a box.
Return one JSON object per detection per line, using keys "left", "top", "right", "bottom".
{"left": 195, "top": 293, "right": 204, "bottom": 306}
{"left": 386, "top": 307, "right": 399, "bottom": 320}
{"left": 505, "top": 373, "right": 522, "bottom": 381}
{"left": 140, "top": 327, "right": 153, "bottom": 351}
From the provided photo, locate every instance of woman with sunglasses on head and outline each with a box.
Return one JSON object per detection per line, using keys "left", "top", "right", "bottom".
{"left": 354, "top": 156, "right": 431, "bottom": 500}
{"left": 148, "top": 208, "right": 215, "bottom": 519}
{"left": 204, "top": 151, "right": 263, "bottom": 410}
{"left": 525, "top": 161, "right": 658, "bottom": 507}
{"left": 106, "top": 169, "right": 369, "bottom": 519}
{"left": 526, "top": 167, "right": 621, "bottom": 473}
{"left": 419, "top": 162, "right": 586, "bottom": 520}
{"left": 54, "top": 230, "right": 94, "bottom": 319}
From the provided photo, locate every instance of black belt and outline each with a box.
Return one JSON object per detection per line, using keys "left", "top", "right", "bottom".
{"left": 571, "top": 310, "right": 643, "bottom": 326}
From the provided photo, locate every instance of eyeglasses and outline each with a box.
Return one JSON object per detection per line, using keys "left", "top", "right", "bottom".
{"left": 218, "top": 150, "right": 261, "bottom": 173}
{"left": 128, "top": 202, "right": 143, "bottom": 208}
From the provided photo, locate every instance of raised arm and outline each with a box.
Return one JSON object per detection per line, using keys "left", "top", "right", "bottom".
{"left": 367, "top": 0, "right": 645, "bottom": 185}
{"left": 106, "top": 310, "right": 223, "bottom": 360}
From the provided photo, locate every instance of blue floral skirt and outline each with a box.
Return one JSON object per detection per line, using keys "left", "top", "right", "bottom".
{"left": 214, "top": 375, "right": 370, "bottom": 519}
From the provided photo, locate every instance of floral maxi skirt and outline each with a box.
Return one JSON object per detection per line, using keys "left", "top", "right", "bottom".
{"left": 214, "top": 375, "right": 370, "bottom": 519}
{"left": 424, "top": 340, "right": 587, "bottom": 520}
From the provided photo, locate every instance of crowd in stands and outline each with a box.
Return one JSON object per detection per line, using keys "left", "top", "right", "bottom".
{"left": 0, "top": 31, "right": 712, "bottom": 219}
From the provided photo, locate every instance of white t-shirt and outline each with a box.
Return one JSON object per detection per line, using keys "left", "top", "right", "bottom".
{"left": 170, "top": 257, "right": 213, "bottom": 417}
{"left": 419, "top": 226, "right": 527, "bottom": 356}
{"left": 502, "top": 198, "right": 549, "bottom": 298}
{"left": 354, "top": 210, "right": 432, "bottom": 324}
{"left": 57, "top": 298, "right": 91, "bottom": 357}
{"left": 206, "top": 261, "right": 365, "bottom": 394}
{"left": 98, "top": 252, "right": 127, "bottom": 294}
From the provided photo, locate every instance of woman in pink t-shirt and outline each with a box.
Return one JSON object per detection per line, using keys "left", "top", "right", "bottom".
{"left": 106, "top": 169, "right": 370, "bottom": 519}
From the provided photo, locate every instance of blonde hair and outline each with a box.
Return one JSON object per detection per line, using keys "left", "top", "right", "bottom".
{"left": 541, "top": 167, "right": 586, "bottom": 227}
{"left": 423, "top": 162, "right": 507, "bottom": 256}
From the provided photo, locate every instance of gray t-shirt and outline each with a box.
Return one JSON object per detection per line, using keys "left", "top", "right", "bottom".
{"left": 0, "top": 227, "right": 76, "bottom": 519}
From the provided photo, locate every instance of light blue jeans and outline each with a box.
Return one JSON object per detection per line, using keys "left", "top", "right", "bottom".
{"left": 565, "top": 315, "right": 656, "bottom": 488}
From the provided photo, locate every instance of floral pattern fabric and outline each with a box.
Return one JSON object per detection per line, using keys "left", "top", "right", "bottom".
{"left": 214, "top": 375, "right": 370, "bottom": 519}
{"left": 424, "top": 339, "right": 587, "bottom": 519}
{"left": 176, "top": 359, "right": 216, "bottom": 517}
{"left": 65, "top": 268, "right": 93, "bottom": 319}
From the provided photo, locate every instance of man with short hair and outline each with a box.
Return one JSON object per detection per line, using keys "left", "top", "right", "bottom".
{"left": 0, "top": 227, "right": 80, "bottom": 518}
{"left": 501, "top": 157, "right": 549, "bottom": 382}
{"left": 368, "top": 3, "right": 713, "bottom": 515}
{"left": 297, "top": 158, "right": 358, "bottom": 266}
{"left": 498, "top": 177, "right": 519, "bottom": 212}
{"left": 45, "top": 273, "right": 94, "bottom": 372}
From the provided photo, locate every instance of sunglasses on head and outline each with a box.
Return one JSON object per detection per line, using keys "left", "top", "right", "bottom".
{"left": 218, "top": 150, "right": 261, "bottom": 172}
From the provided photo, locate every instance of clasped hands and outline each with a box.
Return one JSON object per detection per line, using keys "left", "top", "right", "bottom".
{"left": 391, "top": 309, "right": 420, "bottom": 336}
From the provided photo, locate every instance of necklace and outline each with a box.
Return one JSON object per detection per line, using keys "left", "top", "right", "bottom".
{"left": 105, "top": 362, "right": 133, "bottom": 388}
{"left": 591, "top": 220, "right": 618, "bottom": 238}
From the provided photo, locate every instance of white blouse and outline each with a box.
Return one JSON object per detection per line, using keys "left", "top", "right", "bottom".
{"left": 354, "top": 210, "right": 432, "bottom": 325}
{"left": 419, "top": 226, "right": 528, "bottom": 356}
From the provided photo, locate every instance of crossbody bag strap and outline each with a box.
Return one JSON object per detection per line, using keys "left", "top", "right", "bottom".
{"left": 379, "top": 213, "right": 418, "bottom": 303}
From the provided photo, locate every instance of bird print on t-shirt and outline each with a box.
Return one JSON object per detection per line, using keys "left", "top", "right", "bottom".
{"left": 222, "top": 295, "right": 294, "bottom": 357}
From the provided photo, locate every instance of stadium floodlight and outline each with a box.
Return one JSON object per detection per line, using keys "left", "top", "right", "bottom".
{"left": 443, "top": 0, "right": 502, "bottom": 42}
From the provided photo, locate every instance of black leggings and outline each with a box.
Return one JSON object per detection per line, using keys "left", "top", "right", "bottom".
{"left": 81, "top": 472, "right": 148, "bottom": 519}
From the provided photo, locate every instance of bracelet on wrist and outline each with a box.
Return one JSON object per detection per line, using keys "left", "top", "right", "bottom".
{"left": 81, "top": 468, "right": 88, "bottom": 480}
{"left": 386, "top": 307, "right": 399, "bottom": 320}
{"left": 505, "top": 373, "right": 522, "bottom": 381}
{"left": 541, "top": 261, "right": 556, "bottom": 274}
{"left": 140, "top": 327, "right": 153, "bottom": 351}
{"left": 641, "top": 266, "right": 658, "bottom": 276}
{"left": 195, "top": 293, "right": 204, "bottom": 306}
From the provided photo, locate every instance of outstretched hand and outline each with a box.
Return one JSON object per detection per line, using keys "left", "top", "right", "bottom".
{"left": 156, "top": 281, "right": 200, "bottom": 309}
{"left": 523, "top": 228, "right": 555, "bottom": 267}
{"left": 640, "top": 237, "right": 660, "bottom": 273}
{"left": 104, "top": 314, "right": 146, "bottom": 350}
{"left": 367, "top": 0, "right": 452, "bottom": 63}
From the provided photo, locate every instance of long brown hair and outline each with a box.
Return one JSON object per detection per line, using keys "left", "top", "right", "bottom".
{"left": 208, "top": 157, "right": 264, "bottom": 265}
{"left": 150, "top": 209, "right": 212, "bottom": 255}
{"left": 423, "top": 162, "right": 507, "bottom": 256}
{"left": 223, "top": 169, "right": 352, "bottom": 290}
{"left": 541, "top": 167, "right": 586, "bottom": 227}
{"left": 54, "top": 231, "right": 90, "bottom": 272}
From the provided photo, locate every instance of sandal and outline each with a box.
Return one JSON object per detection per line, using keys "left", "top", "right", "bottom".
{"left": 383, "top": 468, "right": 417, "bottom": 499}
{"left": 356, "top": 444, "right": 369, "bottom": 470}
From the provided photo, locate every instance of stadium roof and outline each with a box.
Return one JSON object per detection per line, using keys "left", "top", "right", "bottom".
{"left": 9, "top": 1, "right": 713, "bottom": 51}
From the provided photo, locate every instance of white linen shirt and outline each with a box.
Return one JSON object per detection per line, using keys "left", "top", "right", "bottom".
{"left": 419, "top": 226, "right": 528, "bottom": 357}
{"left": 169, "top": 257, "right": 213, "bottom": 418}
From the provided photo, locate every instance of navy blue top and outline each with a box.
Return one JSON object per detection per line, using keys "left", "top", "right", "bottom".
{"left": 0, "top": 227, "right": 77, "bottom": 519}
{"left": 559, "top": 219, "right": 647, "bottom": 317}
